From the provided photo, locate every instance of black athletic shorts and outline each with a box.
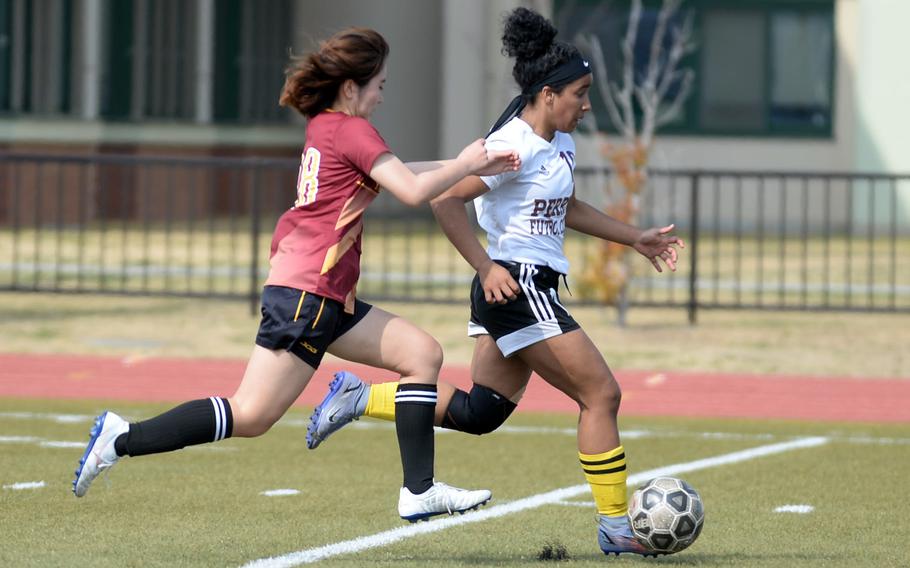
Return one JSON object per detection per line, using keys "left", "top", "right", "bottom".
{"left": 255, "top": 285, "right": 372, "bottom": 368}
{"left": 469, "top": 260, "right": 580, "bottom": 357}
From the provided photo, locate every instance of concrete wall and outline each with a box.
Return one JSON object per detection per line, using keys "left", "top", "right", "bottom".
{"left": 294, "top": 0, "right": 442, "bottom": 162}
{"left": 853, "top": 0, "right": 910, "bottom": 174}
{"left": 851, "top": 0, "right": 910, "bottom": 224}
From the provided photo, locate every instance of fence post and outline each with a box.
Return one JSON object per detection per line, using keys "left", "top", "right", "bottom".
{"left": 687, "top": 172, "right": 700, "bottom": 324}
{"left": 249, "top": 165, "right": 261, "bottom": 316}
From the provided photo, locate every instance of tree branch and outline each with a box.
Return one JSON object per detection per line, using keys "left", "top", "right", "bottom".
{"left": 618, "top": 0, "right": 642, "bottom": 137}
{"left": 656, "top": 69, "right": 694, "bottom": 128}
{"left": 580, "top": 34, "right": 633, "bottom": 139}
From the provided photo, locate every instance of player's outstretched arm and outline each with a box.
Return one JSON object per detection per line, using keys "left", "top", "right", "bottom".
{"left": 369, "top": 140, "right": 519, "bottom": 207}
{"left": 566, "top": 195, "right": 685, "bottom": 272}
{"left": 430, "top": 177, "right": 520, "bottom": 304}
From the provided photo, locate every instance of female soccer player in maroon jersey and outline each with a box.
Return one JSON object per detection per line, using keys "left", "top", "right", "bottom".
{"left": 73, "top": 27, "right": 519, "bottom": 522}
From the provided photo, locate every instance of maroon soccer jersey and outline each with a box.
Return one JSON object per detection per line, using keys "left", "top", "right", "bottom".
{"left": 266, "top": 111, "right": 390, "bottom": 312}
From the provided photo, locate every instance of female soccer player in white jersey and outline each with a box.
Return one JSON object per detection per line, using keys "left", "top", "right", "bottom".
{"left": 306, "top": 8, "right": 683, "bottom": 555}
{"left": 71, "top": 26, "right": 521, "bottom": 522}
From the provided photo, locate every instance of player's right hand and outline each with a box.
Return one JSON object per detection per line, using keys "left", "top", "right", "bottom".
{"left": 478, "top": 260, "right": 520, "bottom": 304}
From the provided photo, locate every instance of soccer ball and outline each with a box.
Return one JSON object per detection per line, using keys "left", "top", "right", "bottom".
{"left": 628, "top": 477, "right": 704, "bottom": 554}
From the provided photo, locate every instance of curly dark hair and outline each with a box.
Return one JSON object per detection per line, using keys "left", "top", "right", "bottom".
{"left": 501, "top": 7, "right": 581, "bottom": 96}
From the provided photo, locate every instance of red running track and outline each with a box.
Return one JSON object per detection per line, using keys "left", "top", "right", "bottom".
{"left": 0, "top": 353, "right": 907, "bottom": 423}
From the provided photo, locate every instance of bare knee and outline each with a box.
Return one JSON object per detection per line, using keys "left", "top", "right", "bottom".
{"left": 577, "top": 379, "right": 622, "bottom": 416}
{"left": 235, "top": 418, "right": 275, "bottom": 438}
{"left": 228, "top": 399, "right": 280, "bottom": 438}
{"left": 399, "top": 335, "right": 443, "bottom": 380}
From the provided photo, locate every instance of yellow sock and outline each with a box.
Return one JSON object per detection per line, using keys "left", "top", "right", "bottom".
{"left": 580, "top": 445, "right": 628, "bottom": 517}
{"left": 364, "top": 381, "right": 398, "bottom": 421}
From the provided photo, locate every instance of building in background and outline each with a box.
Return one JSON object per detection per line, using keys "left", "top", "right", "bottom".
{"left": 0, "top": 0, "right": 906, "bottom": 181}
{"left": 0, "top": 0, "right": 447, "bottom": 161}
{"left": 0, "top": 0, "right": 906, "bottom": 310}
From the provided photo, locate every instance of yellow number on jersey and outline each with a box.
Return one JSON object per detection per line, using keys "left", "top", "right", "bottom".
{"left": 294, "top": 147, "right": 322, "bottom": 207}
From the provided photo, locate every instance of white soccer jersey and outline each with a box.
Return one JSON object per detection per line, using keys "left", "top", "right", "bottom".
{"left": 478, "top": 117, "right": 576, "bottom": 274}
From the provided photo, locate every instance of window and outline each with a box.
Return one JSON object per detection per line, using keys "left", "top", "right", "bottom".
{"left": 768, "top": 10, "right": 833, "bottom": 132}
{"left": 699, "top": 10, "right": 766, "bottom": 130}
{"left": 213, "top": 0, "right": 292, "bottom": 123}
{"left": 0, "top": 0, "right": 11, "bottom": 112}
{"left": 556, "top": 0, "right": 835, "bottom": 137}
{"left": 101, "top": 0, "right": 198, "bottom": 121}
{"left": 0, "top": 0, "right": 74, "bottom": 116}
{"left": 0, "top": 0, "right": 294, "bottom": 124}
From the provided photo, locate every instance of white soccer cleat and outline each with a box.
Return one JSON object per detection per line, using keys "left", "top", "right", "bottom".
{"left": 72, "top": 411, "right": 129, "bottom": 497}
{"left": 398, "top": 481, "right": 492, "bottom": 522}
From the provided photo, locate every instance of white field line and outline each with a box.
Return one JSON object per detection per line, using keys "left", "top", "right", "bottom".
{"left": 0, "top": 434, "right": 236, "bottom": 452}
{"left": 554, "top": 499, "right": 593, "bottom": 507}
{"left": 241, "top": 436, "right": 829, "bottom": 568}
{"left": 39, "top": 441, "right": 85, "bottom": 449}
{"left": 280, "top": 419, "right": 910, "bottom": 446}
{"left": 0, "top": 412, "right": 94, "bottom": 423}
{"left": 3, "top": 481, "right": 46, "bottom": 490}
{"left": 774, "top": 504, "right": 815, "bottom": 514}
{"left": 261, "top": 489, "right": 301, "bottom": 497}
{"left": 3, "top": 411, "right": 909, "bottom": 446}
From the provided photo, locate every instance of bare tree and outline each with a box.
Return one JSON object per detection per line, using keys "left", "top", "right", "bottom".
{"left": 573, "top": 0, "right": 695, "bottom": 322}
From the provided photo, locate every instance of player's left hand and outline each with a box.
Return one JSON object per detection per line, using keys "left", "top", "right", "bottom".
{"left": 632, "top": 224, "right": 685, "bottom": 272}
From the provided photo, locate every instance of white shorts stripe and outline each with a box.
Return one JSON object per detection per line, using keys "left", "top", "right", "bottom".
{"left": 522, "top": 265, "right": 555, "bottom": 321}
{"left": 518, "top": 265, "right": 545, "bottom": 322}
{"left": 468, "top": 321, "right": 489, "bottom": 337}
{"left": 533, "top": 270, "right": 556, "bottom": 320}
{"left": 548, "top": 288, "right": 569, "bottom": 314}
{"left": 495, "top": 320, "right": 563, "bottom": 357}
{"left": 210, "top": 397, "right": 223, "bottom": 442}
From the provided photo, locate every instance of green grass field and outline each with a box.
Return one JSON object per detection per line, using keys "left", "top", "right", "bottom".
{"left": 2, "top": 292, "right": 909, "bottom": 566}
{"left": 2, "top": 397, "right": 909, "bottom": 568}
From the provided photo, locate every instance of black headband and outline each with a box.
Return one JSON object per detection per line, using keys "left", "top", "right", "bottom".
{"left": 487, "top": 54, "right": 591, "bottom": 136}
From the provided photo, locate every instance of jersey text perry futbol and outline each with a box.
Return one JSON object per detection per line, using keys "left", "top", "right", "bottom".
{"left": 478, "top": 117, "right": 576, "bottom": 274}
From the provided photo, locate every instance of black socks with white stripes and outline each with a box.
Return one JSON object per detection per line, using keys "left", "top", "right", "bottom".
{"left": 394, "top": 383, "right": 437, "bottom": 494}
{"left": 111, "top": 386, "right": 437, "bottom": 495}
{"left": 113, "top": 397, "right": 233, "bottom": 457}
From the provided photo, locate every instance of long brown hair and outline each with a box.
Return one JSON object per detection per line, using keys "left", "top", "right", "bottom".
{"left": 279, "top": 27, "right": 389, "bottom": 118}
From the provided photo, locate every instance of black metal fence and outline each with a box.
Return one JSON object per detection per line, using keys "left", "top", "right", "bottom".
{"left": 1, "top": 152, "right": 908, "bottom": 320}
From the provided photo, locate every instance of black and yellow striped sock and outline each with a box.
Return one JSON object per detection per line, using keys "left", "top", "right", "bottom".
{"left": 579, "top": 445, "right": 628, "bottom": 517}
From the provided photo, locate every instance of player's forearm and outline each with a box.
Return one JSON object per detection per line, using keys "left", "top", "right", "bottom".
{"left": 566, "top": 198, "right": 642, "bottom": 246}
{"left": 411, "top": 162, "right": 472, "bottom": 205}
{"left": 404, "top": 160, "right": 453, "bottom": 175}
{"left": 431, "top": 197, "right": 491, "bottom": 272}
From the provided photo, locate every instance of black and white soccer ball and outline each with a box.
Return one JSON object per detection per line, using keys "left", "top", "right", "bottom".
{"left": 628, "top": 477, "right": 704, "bottom": 554}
